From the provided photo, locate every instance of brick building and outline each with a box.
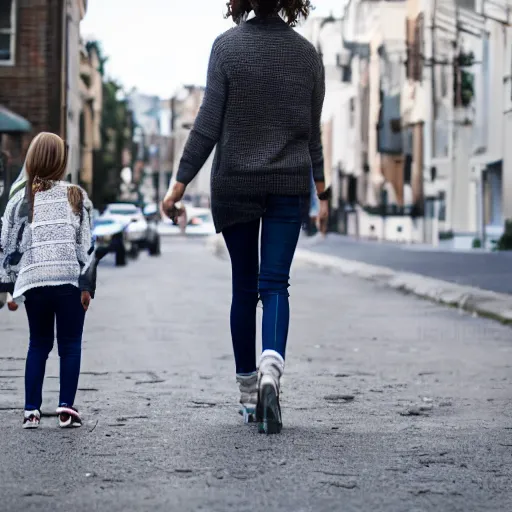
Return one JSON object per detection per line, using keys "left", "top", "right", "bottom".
{"left": 0, "top": 0, "right": 87, "bottom": 185}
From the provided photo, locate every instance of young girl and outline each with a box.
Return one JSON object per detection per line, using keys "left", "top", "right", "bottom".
{"left": 0, "top": 132, "right": 96, "bottom": 429}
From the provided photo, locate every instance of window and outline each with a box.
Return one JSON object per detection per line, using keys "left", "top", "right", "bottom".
{"left": 108, "top": 207, "right": 138, "bottom": 216}
{"left": 455, "top": 0, "right": 476, "bottom": 10}
{"left": 438, "top": 191, "right": 446, "bottom": 221}
{"left": 440, "top": 65, "right": 448, "bottom": 99}
{"left": 0, "top": 0, "right": 15, "bottom": 65}
{"left": 349, "top": 98, "right": 355, "bottom": 128}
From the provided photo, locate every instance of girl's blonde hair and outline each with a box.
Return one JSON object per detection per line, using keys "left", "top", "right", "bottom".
{"left": 25, "top": 132, "right": 68, "bottom": 182}
{"left": 25, "top": 132, "right": 82, "bottom": 220}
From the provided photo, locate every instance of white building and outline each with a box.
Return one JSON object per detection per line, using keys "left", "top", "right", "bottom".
{"left": 400, "top": 0, "right": 512, "bottom": 249}
{"left": 422, "top": 0, "right": 511, "bottom": 249}
{"left": 475, "top": 0, "right": 511, "bottom": 248}
{"left": 302, "top": 2, "right": 420, "bottom": 239}
{"left": 503, "top": 18, "right": 512, "bottom": 226}
{"left": 341, "top": 0, "right": 415, "bottom": 241}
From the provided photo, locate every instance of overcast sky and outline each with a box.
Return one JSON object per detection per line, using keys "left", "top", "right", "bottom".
{"left": 81, "top": 0, "right": 344, "bottom": 98}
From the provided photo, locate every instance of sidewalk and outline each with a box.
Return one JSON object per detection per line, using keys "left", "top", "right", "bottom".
{"left": 299, "top": 235, "right": 512, "bottom": 295}
{"left": 294, "top": 235, "right": 512, "bottom": 325}
{"left": 1, "top": 238, "right": 512, "bottom": 511}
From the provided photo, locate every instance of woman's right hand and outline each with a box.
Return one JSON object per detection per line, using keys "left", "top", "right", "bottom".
{"left": 318, "top": 199, "right": 329, "bottom": 222}
{"left": 7, "top": 301, "right": 18, "bottom": 312}
{"left": 317, "top": 199, "right": 329, "bottom": 236}
{"left": 161, "top": 182, "right": 186, "bottom": 223}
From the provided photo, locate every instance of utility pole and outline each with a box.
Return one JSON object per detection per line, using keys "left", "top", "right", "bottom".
{"left": 431, "top": 0, "right": 438, "bottom": 125}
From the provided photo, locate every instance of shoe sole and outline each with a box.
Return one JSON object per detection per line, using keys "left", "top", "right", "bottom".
{"left": 258, "top": 383, "right": 282, "bottom": 435}
{"left": 59, "top": 418, "right": 82, "bottom": 428}
{"left": 22, "top": 422, "right": 40, "bottom": 429}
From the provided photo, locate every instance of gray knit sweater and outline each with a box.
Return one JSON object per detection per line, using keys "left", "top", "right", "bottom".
{"left": 176, "top": 15, "right": 326, "bottom": 233}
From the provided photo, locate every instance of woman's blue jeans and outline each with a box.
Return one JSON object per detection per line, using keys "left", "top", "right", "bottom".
{"left": 24, "top": 285, "right": 86, "bottom": 411}
{"left": 222, "top": 195, "right": 303, "bottom": 374}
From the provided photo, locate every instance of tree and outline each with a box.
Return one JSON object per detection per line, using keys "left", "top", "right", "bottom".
{"left": 85, "top": 40, "right": 108, "bottom": 76}
{"left": 84, "top": 41, "right": 135, "bottom": 209}
{"left": 496, "top": 219, "right": 512, "bottom": 251}
{"left": 454, "top": 50, "right": 475, "bottom": 108}
{"left": 92, "top": 80, "right": 134, "bottom": 209}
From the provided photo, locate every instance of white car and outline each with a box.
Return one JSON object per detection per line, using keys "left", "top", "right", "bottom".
{"left": 186, "top": 207, "right": 216, "bottom": 236}
{"left": 103, "top": 204, "right": 147, "bottom": 244}
{"left": 92, "top": 217, "right": 131, "bottom": 267}
{"left": 102, "top": 203, "right": 161, "bottom": 257}
{"left": 158, "top": 206, "right": 216, "bottom": 237}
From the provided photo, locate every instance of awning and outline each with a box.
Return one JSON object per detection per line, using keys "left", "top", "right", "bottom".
{"left": 0, "top": 105, "right": 31, "bottom": 133}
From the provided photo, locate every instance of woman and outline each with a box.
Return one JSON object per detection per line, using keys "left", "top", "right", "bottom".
{"left": 162, "top": 0, "right": 329, "bottom": 434}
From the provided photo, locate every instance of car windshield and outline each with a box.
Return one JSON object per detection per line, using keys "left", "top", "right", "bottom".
{"left": 94, "top": 219, "right": 115, "bottom": 226}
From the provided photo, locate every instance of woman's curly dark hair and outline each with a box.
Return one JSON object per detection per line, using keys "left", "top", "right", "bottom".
{"left": 226, "top": 0, "right": 314, "bottom": 27}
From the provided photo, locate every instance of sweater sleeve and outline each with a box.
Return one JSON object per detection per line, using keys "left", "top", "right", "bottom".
{"left": 76, "top": 191, "right": 96, "bottom": 298}
{"left": 0, "top": 199, "right": 16, "bottom": 294}
{"left": 310, "top": 57, "right": 326, "bottom": 183}
{"left": 176, "top": 40, "right": 228, "bottom": 186}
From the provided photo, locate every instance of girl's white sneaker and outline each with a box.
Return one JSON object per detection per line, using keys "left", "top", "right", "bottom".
{"left": 56, "top": 406, "right": 82, "bottom": 428}
{"left": 23, "top": 410, "right": 41, "bottom": 429}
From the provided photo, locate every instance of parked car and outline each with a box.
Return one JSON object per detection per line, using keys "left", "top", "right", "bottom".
{"left": 186, "top": 207, "right": 216, "bottom": 236}
{"left": 92, "top": 217, "right": 131, "bottom": 267}
{"left": 158, "top": 206, "right": 215, "bottom": 237}
{"left": 102, "top": 203, "right": 161, "bottom": 257}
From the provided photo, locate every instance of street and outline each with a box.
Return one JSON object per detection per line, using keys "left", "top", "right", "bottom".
{"left": 300, "top": 235, "right": 512, "bottom": 295}
{"left": 1, "top": 238, "right": 512, "bottom": 512}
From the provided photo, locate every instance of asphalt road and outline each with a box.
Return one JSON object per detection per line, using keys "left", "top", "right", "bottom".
{"left": 300, "top": 235, "right": 512, "bottom": 295}
{"left": 0, "top": 237, "right": 511, "bottom": 512}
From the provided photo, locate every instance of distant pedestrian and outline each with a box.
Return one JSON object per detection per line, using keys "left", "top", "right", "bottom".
{"left": 0, "top": 132, "right": 97, "bottom": 429}
{"left": 178, "top": 207, "right": 187, "bottom": 235}
{"left": 162, "top": 0, "right": 329, "bottom": 434}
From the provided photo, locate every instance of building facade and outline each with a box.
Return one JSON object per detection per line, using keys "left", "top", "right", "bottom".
{"left": 79, "top": 38, "right": 102, "bottom": 196}
{"left": 301, "top": 0, "right": 511, "bottom": 247}
{"left": 413, "top": 0, "right": 511, "bottom": 249}
{"left": 0, "top": 0, "right": 87, "bottom": 184}
{"left": 170, "top": 85, "right": 213, "bottom": 205}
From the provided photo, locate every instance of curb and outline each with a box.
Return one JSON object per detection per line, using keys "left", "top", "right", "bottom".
{"left": 294, "top": 249, "right": 512, "bottom": 325}
{"left": 206, "top": 235, "right": 512, "bottom": 325}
